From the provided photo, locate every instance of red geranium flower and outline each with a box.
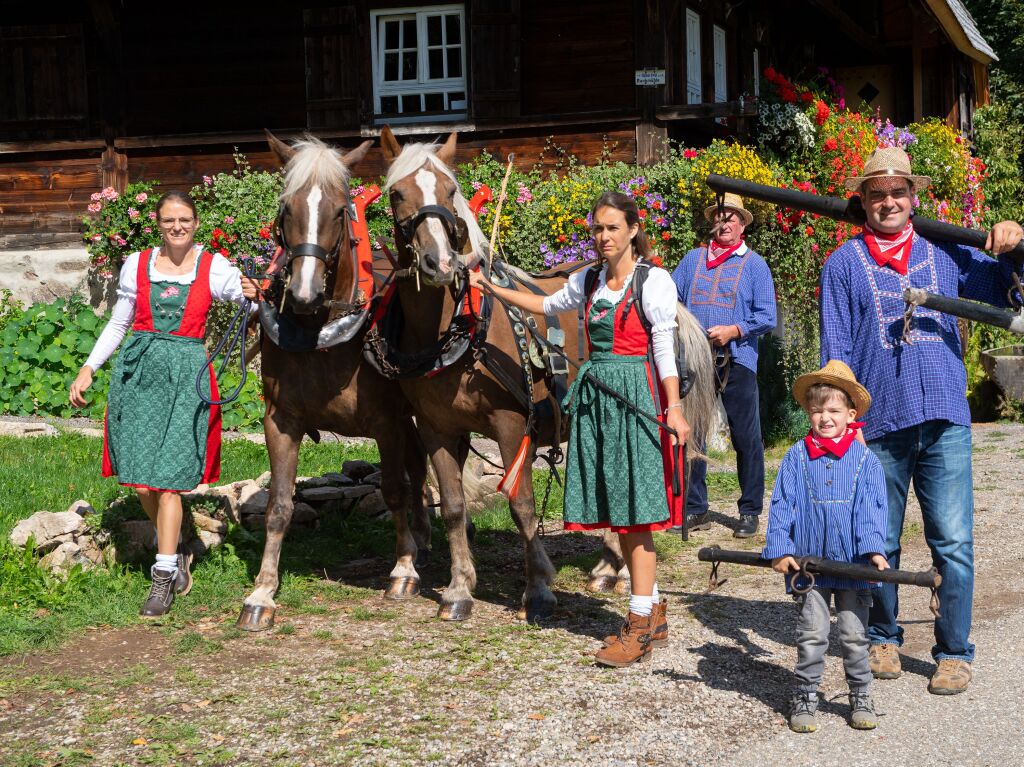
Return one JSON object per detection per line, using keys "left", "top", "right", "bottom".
{"left": 815, "top": 100, "right": 830, "bottom": 126}
{"left": 648, "top": 254, "right": 664, "bottom": 267}
{"left": 823, "top": 137, "right": 838, "bottom": 152}
{"left": 801, "top": 91, "right": 814, "bottom": 104}
{"left": 661, "top": 231, "right": 670, "bottom": 241}
{"left": 259, "top": 227, "right": 272, "bottom": 239}
{"left": 638, "top": 209, "right": 647, "bottom": 219}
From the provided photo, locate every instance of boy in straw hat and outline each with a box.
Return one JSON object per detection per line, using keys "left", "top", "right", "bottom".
{"left": 820, "top": 146, "right": 1023, "bottom": 694}
{"left": 671, "top": 192, "right": 776, "bottom": 539}
{"left": 763, "top": 360, "right": 888, "bottom": 733}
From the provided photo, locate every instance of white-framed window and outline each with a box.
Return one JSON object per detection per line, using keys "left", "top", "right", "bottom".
{"left": 370, "top": 5, "right": 467, "bottom": 124}
{"left": 685, "top": 9, "right": 702, "bottom": 104}
{"left": 752, "top": 48, "right": 760, "bottom": 97}
{"left": 713, "top": 25, "right": 727, "bottom": 103}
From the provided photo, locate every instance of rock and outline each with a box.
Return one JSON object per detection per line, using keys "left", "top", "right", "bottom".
{"left": 9, "top": 511, "right": 88, "bottom": 552}
{"left": 39, "top": 541, "right": 91, "bottom": 574}
{"left": 191, "top": 512, "right": 227, "bottom": 535}
{"left": 183, "top": 493, "right": 232, "bottom": 522}
{"left": 323, "top": 472, "right": 354, "bottom": 486}
{"left": 0, "top": 422, "right": 58, "bottom": 438}
{"left": 116, "top": 519, "right": 156, "bottom": 561}
{"left": 354, "top": 489, "right": 388, "bottom": 517}
{"left": 191, "top": 483, "right": 210, "bottom": 494}
{"left": 361, "top": 471, "right": 383, "bottom": 487}
{"left": 77, "top": 536, "right": 105, "bottom": 566}
{"left": 341, "top": 459, "right": 378, "bottom": 482}
{"left": 65, "top": 500, "right": 95, "bottom": 517}
{"left": 478, "top": 474, "right": 503, "bottom": 496}
{"left": 256, "top": 470, "right": 272, "bottom": 488}
{"left": 242, "top": 514, "right": 265, "bottom": 531}
{"left": 239, "top": 488, "right": 269, "bottom": 518}
{"left": 297, "top": 486, "right": 349, "bottom": 503}
{"left": 297, "top": 476, "right": 333, "bottom": 489}
{"left": 189, "top": 529, "right": 225, "bottom": 556}
{"left": 292, "top": 502, "right": 319, "bottom": 526}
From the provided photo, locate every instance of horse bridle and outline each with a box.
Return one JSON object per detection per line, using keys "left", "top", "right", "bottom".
{"left": 275, "top": 199, "right": 353, "bottom": 274}
{"left": 392, "top": 203, "right": 470, "bottom": 282}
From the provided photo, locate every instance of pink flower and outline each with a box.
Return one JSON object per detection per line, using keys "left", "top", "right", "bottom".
{"left": 115, "top": 236, "right": 127, "bottom": 247}
{"left": 143, "top": 226, "right": 152, "bottom": 233}
{"left": 90, "top": 192, "right": 102, "bottom": 202}
{"left": 148, "top": 211, "right": 157, "bottom": 220}
{"left": 135, "top": 192, "right": 148, "bottom": 203}
{"left": 223, "top": 215, "right": 235, "bottom": 224}
{"left": 159, "top": 285, "right": 180, "bottom": 299}
{"left": 471, "top": 181, "right": 483, "bottom": 190}
{"left": 101, "top": 186, "right": 119, "bottom": 201}
{"left": 128, "top": 207, "right": 140, "bottom": 219}
{"left": 203, "top": 175, "right": 213, "bottom": 185}
{"left": 91, "top": 234, "right": 103, "bottom": 242}
{"left": 87, "top": 202, "right": 102, "bottom": 213}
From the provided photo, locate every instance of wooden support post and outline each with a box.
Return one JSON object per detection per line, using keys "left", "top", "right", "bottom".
{"left": 100, "top": 143, "right": 128, "bottom": 193}
{"left": 635, "top": 0, "right": 668, "bottom": 165}
{"left": 912, "top": 23, "right": 923, "bottom": 122}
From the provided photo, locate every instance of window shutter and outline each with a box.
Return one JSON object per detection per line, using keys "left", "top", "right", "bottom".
{"left": 469, "top": 0, "right": 521, "bottom": 122}
{"left": 685, "top": 9, "right": 702, "bottom": 105}
{"left": 303, "top": 6, "right": 361, "bottom": 130}
{"left": 713, "top": 25, "right": 726, "bottom": 103}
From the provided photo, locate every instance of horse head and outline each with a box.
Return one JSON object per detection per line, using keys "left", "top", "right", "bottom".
{"left": 266, "top": 131, "right": 372, "bottom": 314}
{"left": 380, "top": 126, "right": 486, "bottom": 288}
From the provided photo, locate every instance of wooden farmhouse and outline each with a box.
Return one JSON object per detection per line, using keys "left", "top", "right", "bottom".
{"left": 0, "top": 0, "right": 997, "bottom": 256}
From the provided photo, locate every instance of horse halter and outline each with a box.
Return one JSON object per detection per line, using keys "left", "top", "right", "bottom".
{"left": 274, "top": 198, "right": 354, "bottom": 275}
{"left": 395, "top": 203, "right": 469, "bottom": 256}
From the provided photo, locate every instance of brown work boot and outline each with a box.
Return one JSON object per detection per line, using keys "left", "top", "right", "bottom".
{"left": 928, "top": 659, "right": 972, "bottom": 695}
{"left": 868, "top": 644, "right": 902, "bottom": 679}
{"left": 595, "top": 612, "right": 654, "bottom": 668}
{"left": 601, "top": 599, "right": 668, "bottom": 648}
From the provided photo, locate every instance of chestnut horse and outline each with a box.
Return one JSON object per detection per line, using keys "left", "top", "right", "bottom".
{"left": 374, "top": 127, "right": 716, "bottom": 621}
{"left": 237, "top": 132, "right": 431, "bottom": 630}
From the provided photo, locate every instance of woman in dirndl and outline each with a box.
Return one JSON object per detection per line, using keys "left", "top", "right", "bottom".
{"left": 470, "top": 190, "right": 689, "bottom": 667}
{"left": 70, "top": 190, "right": 258, "bottom": 618}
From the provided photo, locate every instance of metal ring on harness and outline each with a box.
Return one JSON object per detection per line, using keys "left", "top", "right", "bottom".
{"left": 789, "top": 563, "right": 816, "bottom": 595}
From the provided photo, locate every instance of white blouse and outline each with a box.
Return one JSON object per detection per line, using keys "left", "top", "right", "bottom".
{"left": 84, "top": 248, "right": 249, "bottom": 371}
{"left": 542, "top": 265, "right": 679, "bottom": 381}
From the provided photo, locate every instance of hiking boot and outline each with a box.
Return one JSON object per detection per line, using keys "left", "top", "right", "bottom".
{"left": 174, "top": 543, "right": 194, "bottom": 597}
{"left": 868, "top": 644, "right": 902, "bottom": 679}
{"left": 602, "top": 599, "right": 668, "bottom": 648}
{"left": 140, "top": 568, "right": 176, "bottom": 618}
{"left": 788, "top": 691, "right": 819, "bottom": 733}
{"left": 848, "top": 690, "right": 878, "bottom": 730}
{"left": 733, "top": 514, "right": 759, "bottom": 538}
{"left": 689, "top": 512, "right": 714, "bottom": 532}
{"left": 928, "top": 659, "right": 972, "bottom": 695}
{"left": 595, "top": 612, "right": 653, "bottom": 668}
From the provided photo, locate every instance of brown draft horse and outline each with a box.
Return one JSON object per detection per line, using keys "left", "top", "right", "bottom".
{"left": 376, "top": 126, "right": 717, "bottom": 621}
{"left": 236, "top": 132, "right": 431, "bottom": 630}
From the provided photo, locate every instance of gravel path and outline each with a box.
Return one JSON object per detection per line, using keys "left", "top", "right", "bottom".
{"left": 1, "top": 422, "right": 1021, "bottom": 766}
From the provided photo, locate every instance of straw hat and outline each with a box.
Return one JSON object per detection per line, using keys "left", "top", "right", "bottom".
{"left": 844, "top": 146, "right": 932, "bottom": 193}
{"left": 703, "top": 192, "right": 753, "bottom": 227}
{"left": 792, "top": 360, "right": 872, "bottom": 417}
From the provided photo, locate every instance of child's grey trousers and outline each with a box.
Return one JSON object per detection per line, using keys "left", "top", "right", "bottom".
{"left": 795, "top": 586, "right": 873, "bottom": 692}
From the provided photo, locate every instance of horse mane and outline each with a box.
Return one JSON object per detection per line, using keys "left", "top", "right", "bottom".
{"left": 385, "top": 142, "right": 490, "bottom": 267}
{"left": 281, "top": 136, "right": 351, "bottom": 199}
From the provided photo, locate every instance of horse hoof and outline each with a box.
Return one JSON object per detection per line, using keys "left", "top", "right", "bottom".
{"left": 437, "top": 599, "right": 473, "bottom": 621}
{"left": 415, "top": 549, "right": 430, "bottom": 569}
{"left": 613, "top": 578, "right": 631, "bottom": 595}
{"left": 517, "top": 596, "right": 556, "bottom": 623}
{"left": 384, "top": 577, "right": 421, "bottom": 600}
{"left": 236, "top": 604, "right": 275, "bottom": 632}
{"left": 586, "top": 575, "right": 618, "bottom": 593}
{"left": 465, "top": 521, "right": 476, "bottom": 545}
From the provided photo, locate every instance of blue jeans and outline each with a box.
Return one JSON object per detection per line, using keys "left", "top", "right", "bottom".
{"left": 687, "top": 363, "right": 764, "bottom": 517}
{"left": 867, "top": 421, "right": 975, "bottom": 662}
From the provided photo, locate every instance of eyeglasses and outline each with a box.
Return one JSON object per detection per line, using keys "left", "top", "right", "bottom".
{"left": 866, "top": 188, "right": 910, "bottom": 203}
{"left": 159, "top": 217, "right": 196, "bottom": 227}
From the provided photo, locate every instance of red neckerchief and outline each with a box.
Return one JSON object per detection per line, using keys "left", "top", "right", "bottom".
{"left": 804, "top": 421, "right": 865, "bottom": 460}
{"left": 706, "top": 238, "right": 745, "bottom": 269}
{"left": 863, "top": 221, "right": 914, "bottom": 275}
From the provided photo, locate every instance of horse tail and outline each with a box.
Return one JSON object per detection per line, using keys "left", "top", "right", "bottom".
{"left": 675, "top": 304, "right": 715, "bottom": 463}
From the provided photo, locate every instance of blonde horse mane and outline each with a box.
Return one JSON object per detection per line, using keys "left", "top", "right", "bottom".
{"left": 384, "top": 142, "right": 489, "bottom": 267}
{"left": 281, "top": 136, "right": 351, "bottom": 200}
{"left": 675, "top": 304, "right": 716, "bottom": 463}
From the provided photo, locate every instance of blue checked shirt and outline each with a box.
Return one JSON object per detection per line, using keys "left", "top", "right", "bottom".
{"left": 763, "top": 440, "right": 888, "bottom": 591}
{"left": 820, "top": 233, "right": 1022, "bottom": 441}
{"left": 672, "top": 245, "right": 777, "bottom": 373}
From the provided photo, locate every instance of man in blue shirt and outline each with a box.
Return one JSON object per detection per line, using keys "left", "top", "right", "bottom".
{"left": 672, "top": 193, "right": 777, "bottom": 538}
{"left": 820, "top": 146, "right": 1023, "bottom": 695}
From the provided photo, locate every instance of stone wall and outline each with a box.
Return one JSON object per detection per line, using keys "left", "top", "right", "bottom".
{"left": 0, "top": 248, "right": 115, "bottom": 309}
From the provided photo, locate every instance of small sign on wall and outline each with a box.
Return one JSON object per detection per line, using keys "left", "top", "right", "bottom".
{"left": 635, "top": 69, "right": 666, "bottom": 86}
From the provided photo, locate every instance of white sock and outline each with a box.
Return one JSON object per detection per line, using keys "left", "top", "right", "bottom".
{"left": 153, "top": 553, "right": 178, "bottom": 578}
{"left": 652, "top": 582, "right": 660, "bottom": 602}
{"left": 629, "top": 593, "right": 654, "bottom": 617}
